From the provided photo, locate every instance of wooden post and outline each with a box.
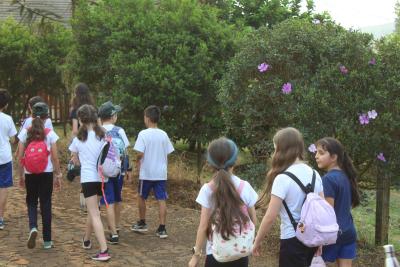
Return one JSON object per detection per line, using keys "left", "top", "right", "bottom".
{"left": 375, "top": 164, "right": 390, "bottom": 245}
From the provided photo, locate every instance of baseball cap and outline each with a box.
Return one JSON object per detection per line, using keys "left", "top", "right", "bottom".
{"left": 98, "top": 101, "right": 121, "bottom": 118}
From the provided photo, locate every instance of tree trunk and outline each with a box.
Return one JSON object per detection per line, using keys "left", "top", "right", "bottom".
{"left": 375, "top": 164, "right": 390, "bottom": 245}
{"left": 196, "top": 142, "right": 202, "bottom": 185}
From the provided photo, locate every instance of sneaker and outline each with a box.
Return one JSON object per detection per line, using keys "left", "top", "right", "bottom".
{"left": 0, "top": 219, "right": 4, "bottom": 230}
{"left": 43, "top": 241, "right": 53, "bottom": 249}
{"left": 27, "top": 228, "right": 38, "bottom": 249}
{"left": 156, "top": 228, "right": 168, "bottom": 239}
{"left": 82, "top": 238, "right": 92, "bottom": 249}
{"left": 131, "top": 221, "right": 148, "bottom": 232}
{"left": 107, "top": 234, "right": 119, "bottom": 245}
{"left": 91, "top": 250, "right": 111, "bottom": 261}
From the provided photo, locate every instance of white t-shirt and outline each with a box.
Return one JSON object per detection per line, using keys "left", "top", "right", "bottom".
{"left": 22, "top": 117, "right": 53, "bottom": 130}
{"left": 134, "top": 128, "right": 174, "bottom": 180}
{"left": 102, "top": 124, "right": 130, "bottom": 148}
{"left": 0, "top": 112, "right": 17, "bottom": 165}
{"left": 18, "top": 128, "right": 59, "bottom": 173}
{"left": 271, "top": 163, "right": 323, "bottom": 239}
{"left": 196, "top": 175, "right": 258, "bottom": 255}
{"left": 69, "top": 131, "right": 105, "bottom": 183}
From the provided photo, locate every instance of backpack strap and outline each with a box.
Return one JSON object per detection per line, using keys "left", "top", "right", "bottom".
{"left": 281, "top": 170, "right": 316, "bottom": 231}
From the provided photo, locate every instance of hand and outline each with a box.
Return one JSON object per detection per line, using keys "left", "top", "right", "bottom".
{"left": 188, "top": 255, "right": 200, "bottom": 267}
{"left": 125, "top": 171, "right": 133, "bottom": 184}
{"left": 252, "top": 240, "right": 262, "bottom": 257}
{"left": 19, "top": 176, "right": 25, "bottom": 189}
{"left": 54, "top": 174, "right": 62, "bottom": 191}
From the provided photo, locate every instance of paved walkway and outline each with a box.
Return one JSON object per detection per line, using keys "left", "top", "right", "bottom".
{"left": 0, "top": 178, "right": 278, "bottom": 267}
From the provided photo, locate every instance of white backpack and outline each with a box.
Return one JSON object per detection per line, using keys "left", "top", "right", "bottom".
{"left": 209, "top": 180, "right": 255, "bottom": 262}
{"left": 282, "top": 170, "right": 339, "bottom": 247}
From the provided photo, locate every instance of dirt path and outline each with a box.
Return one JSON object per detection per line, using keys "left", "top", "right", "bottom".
{"left": 0, "top": 178, "right": 279, "bottom": 267}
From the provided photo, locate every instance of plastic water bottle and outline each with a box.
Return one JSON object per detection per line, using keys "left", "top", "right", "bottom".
{"left": 384, "top": 244, "right": 400, "bottom": 267}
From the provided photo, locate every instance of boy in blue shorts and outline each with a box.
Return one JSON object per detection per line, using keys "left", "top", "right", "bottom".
{"left": 131, "top": 105, "right": 174, "bottom": 238}
{"left": 0, "top": 89, "right": 17, "bottom": 230}
{"left": 98, "top": 101, "right": 132, "bottom": 244}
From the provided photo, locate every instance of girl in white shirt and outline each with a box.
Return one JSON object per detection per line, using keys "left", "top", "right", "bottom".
{"left": 68, "top": 104, "right": 110, "bottom": 262}
{"left": 253, "top": 127, "right": 323, "bottom": 267}
{"left": 189, "top": 137, "right": 258, "bottom": 267}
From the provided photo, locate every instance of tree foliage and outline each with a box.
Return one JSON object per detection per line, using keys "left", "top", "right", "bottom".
{"left": 219, "top": 19, "right": 399, "bottom": 180}
{"left": 69, "top": 0, "right": 236, "bottom": 143}
{"left": 0, "top": 18, "right": 71, "bottom": 119}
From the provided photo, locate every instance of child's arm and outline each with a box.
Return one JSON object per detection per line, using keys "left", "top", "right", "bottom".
{"left": 50, "top": 142, "right": 62, "bottom": 191}
{"left": 188, "top": 206, "right": 211, "bottom": 267}
{"left": 135, "top": 152, "right": 144, "bottom": 175}
{"left": 71, "top": 152, "right": 80, "bottom": 166}
{"left": 17, "top": 141, "right": 25, "bottom": 188}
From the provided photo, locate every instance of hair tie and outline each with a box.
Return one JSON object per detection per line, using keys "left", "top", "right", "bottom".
{"left": 207, "top": 139, "right": 238, "bottom": 170}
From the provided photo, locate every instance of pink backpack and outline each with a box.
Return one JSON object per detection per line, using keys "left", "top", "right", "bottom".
{"left": 282, "top": 170, "right": 339, "bottom": 247}
{"left": 23, "top": 128, "right": 51, "bottom": 174}
{"left": 208, "top": 180, "right": 255, "bottom": 262}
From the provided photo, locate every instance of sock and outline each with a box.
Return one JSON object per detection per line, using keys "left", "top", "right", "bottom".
{"left": 101, "top": 248, "right": 108, "bottom": 254}
{"left": 159, "top": 224, "right": 166, "bottom": 231}
{"left": 140, "top": 219, "right": 146, "bottom": 225}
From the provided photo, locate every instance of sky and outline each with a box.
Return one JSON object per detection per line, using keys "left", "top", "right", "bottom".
{"left": 305, "top": 0, "right": 397, "bottom": 29}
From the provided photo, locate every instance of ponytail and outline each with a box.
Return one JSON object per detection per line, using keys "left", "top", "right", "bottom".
{"left": 26, "top": 117, "right": 45, "bottom": 147}
{"left": 94, "top": 124, "right": 105, "bottom": 140}
{"left": 77, "top": 123, "right": 88, "bottom": 141}
{"left": 342, "top": 151, "right": 360, "bottom": 207}
{"left": 210, "top": 169, "right": 249, "bottom": 240}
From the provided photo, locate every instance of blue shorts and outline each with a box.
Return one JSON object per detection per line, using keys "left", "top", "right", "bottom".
{"left": 322, "top": 242, "right": 357, "bottom": 262}
{"left": 0, "top": 162, "right": 13, "bottom": 188}
{"left": 138, "top": 180, "right": 167, "bottom": 200}
{"left": 100, "top": 174, "right": 124, "bottom": 205}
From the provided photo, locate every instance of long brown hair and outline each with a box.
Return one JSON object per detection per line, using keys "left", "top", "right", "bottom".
{"left": 26, "top": 116, "right": 48, "bottom": 147}
{"left": 71, "top": 83, "right": 94, "bottom": 110}
{"left": 207, "top": 137, "right": 249, "bottom": 240}
{"left": 316, "top": 137, "right": 360, "bottom": 207}
{"left": 256, "top": 127, "right": 306, "bottom": 208}
{"left": 77, "top": 104, "right": 104, "bottom": 141}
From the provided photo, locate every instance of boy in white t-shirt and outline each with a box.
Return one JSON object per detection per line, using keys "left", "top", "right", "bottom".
{"left": 98, "top": 101, "right": 132, "bottom": 244}
{"left": 131, "top": 105, "right": 174, "bottom": 239}
{"left": 0, "top": 89, "right": 17, "bottom": 230}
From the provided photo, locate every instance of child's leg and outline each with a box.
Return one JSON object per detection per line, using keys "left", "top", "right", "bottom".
{"left": 105, "top": 203, "right": 117, "bottom": 235}
{"left": 38, "top": 173, "right": 53, "bottom": 242}
{"left": 154, "top": 181, "right": 168, "bottom": 226}
{"left": 337, "top": 259, "right": 352, "bottom": 267}
{"left": 138, "top": 196, "right": 146, "bottom": 220}
{"left": 86, "top": 195, "right": 107, "bottom": 251}
{"left": 158, "top": 200, "right": 166, "bottom": 225}
{"left": 0, "top": 188, "right": 8, "bottom": 219}
{"left": 115, "top": 203, "right": 122, "bottom": 229}
{"left": 84, "top": 213, "right": 93, "bottom": 241}
{"left": 25, "top": 174, "right": 40, "bottom": 230}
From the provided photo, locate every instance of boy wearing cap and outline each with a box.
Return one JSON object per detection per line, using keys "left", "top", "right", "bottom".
{"left": 131, "top": 105, "right": 174, "bottom": 239}
{"left": 0, "top": 89, "right": 17, "bottom": 230}
{"left": 98, "top": 101, "right": 131, "bottom": 244}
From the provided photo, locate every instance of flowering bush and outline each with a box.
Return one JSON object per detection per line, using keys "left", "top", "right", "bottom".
{"left": 219, "top": 19, "right": 399, "bottom": 181}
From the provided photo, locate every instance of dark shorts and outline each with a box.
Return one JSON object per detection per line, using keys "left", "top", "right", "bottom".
{"left": 279, "top": 237, "right": 317, "bottom": 267}
{"left": 205, "top": 254, "right": 248, "bottom": 267}
{"left": 100, "top": 175, "right": 123, "bottom": 205}
{"left": 322, "top": 242, "right": 357, "bottom": 262}
{"left": 138, "top": 180, "right": 167, "bottom": 200}
{"left": 81, "top": 182, "right": 102, "bottom": 198}
{"left": 0, "top": 161, "right": 13, "bottom": 188}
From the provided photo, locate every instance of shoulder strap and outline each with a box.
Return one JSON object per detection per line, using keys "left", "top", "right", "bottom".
{"left": 281, "top": 170, "right": 316, "bottom": 231}
{"left": 44, "top": 128, "right": 51, "bottom": 136}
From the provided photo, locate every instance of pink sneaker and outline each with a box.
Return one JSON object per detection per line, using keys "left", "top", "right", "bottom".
{"left": 91, "top": 250, "right": 111, "bottom": 261}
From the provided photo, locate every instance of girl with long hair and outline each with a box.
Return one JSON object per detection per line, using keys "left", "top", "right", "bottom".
{"left": 253, "top": 127, "right": 324, "bottom": 267}
{"left": 315, "top": 137, "right": 360, "bottom": 267}
{"left": 70, "top": 83, "right": 94, "bottom": 137}
{"left": 68, "top": 104, "right": 110, "bottom": 261}
{"left": 17, "top": 102, "right": 62, "bottom": 249}
{"left": 188, "top": 137, "right": 258, "bottom": 267}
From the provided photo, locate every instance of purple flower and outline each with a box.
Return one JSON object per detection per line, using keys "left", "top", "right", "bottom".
{"left": 308, "top": 144, "right": 317, "bottom": 153}
{"left": 368, "top": 58, "right": 376, "bottom": 65}
{"left": 367, "top": 110, "right": 378, "bottom": 119}
{"left": 377, "top": 153, "right": 386, "bottom": 162}
{"left": 339, "top": 65, "right": 348, "bottom": 74}
{"left": 359, "top": 113, "right": 369, "bottom": 125}
{"left": 282, "top": 82, "right": 292, "bottom": 94}
{"left": 258, "top": 63, "right": 270, "bottom": 73}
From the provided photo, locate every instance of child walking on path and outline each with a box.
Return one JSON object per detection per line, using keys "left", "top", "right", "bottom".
{"left": 253, "top": 127, "right": 324, "bottom": 267}
{"left": 188, "top": 137, "right": 258, "bottom": 267}
{"left": 315, "top": 137, "right": 360, "bottom": 267}
{"left": 98, "top": 101, "right": 132, "bottom": 244}
{"left": 0, "top": 89, "right": 17, "bottom": 230}
{"left": 17, "top": 102, "right": 62, "bottom": 249}
{"left": 68, "top": 104, "right": 111, "bottom": 261}
{"left": 131, "top": 105, "right": 174, "bottom": 239}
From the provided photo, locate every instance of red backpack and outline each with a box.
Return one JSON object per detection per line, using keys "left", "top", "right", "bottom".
{"left": 22, "top": 128, "right": 51, "bottom": 174}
